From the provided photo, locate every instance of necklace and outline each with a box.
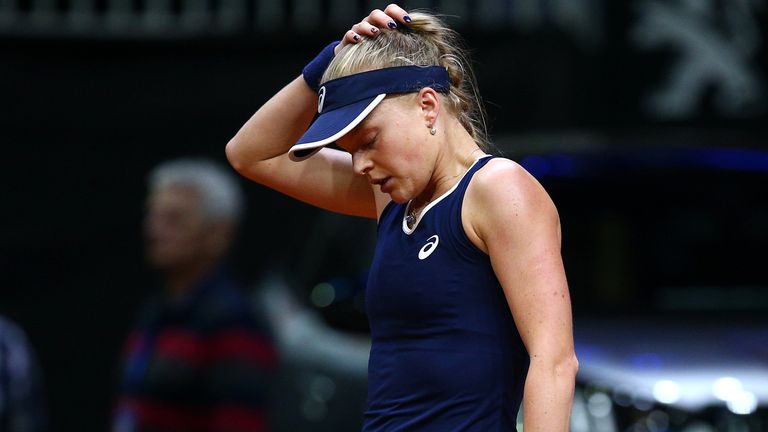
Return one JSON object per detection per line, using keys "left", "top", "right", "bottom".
{"left": 405, "top": 201, "right": 426, "bottom": 227}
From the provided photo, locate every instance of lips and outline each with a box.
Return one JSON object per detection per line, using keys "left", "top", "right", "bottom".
{"left": 371, "top": 176, "right": 393, "bottom": 193}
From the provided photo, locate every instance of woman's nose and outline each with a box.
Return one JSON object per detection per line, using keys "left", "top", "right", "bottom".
{"left": 352, "top": 151, "right": 373, "bottom": 176}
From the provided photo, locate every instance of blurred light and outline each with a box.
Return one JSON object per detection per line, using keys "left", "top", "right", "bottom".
{"left": 520, "top": 153, "right": 581, "bottom": 178}
{"left": 726, "top": 390, "right": 757, "bottom": 415}
{"left": 308, "top": 375, "right": 336, "bottom": 402}
{"left": 612, "top": 385, "right": 634, "bottom": 407}
{"left": 630, "top": 352, "right": 664, "bottom": 370}
{"left": 653, "top": 380, "right": 681, "bottom": 404}
{"left": 682, "top": 422, "right": 716, "bottom": 432}
{"left": 549, "top": 153, "right": 575, "bottom": 176}
{"left": 301, "top": 398, "right": 327, "bottom": 421}
{"left": 310, "top": 282, "right": 335, "bottom": 308}
{"left": 668, "top": 408, "right": 689, "bottom": 426}
{"left": 693, "top": 148, "right": 768, "bottom": 173}
{"left": 587, "top": 392, "right": 613, "bottom": 418}
{"left": 520, "top": 155, "right": 552, "bottom": 178}
{"left": 570, "top": 390, "right": 590, "bottom": 432}
{"left": 633, "top": 396, "right": 654, "bottom": 411}
{"left": 646, "top": 410, "right": 670, "bottom": 432}
{"left": 712, "top": 376, "right": 742, "bottom": 401}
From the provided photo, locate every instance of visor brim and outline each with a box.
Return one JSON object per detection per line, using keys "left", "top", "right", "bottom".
{"left": 289, "top": 93, "right": 387, "bottom": 161}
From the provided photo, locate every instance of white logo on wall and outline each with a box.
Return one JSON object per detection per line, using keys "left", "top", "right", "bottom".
{"left": 632, "top": 0, "right": 765, "bottom": 118}
{"left": 317, "top": 86, "right": 326, "bottom": 113}
{"left": 418, "top": 235, "right": 439, "bottom": 260}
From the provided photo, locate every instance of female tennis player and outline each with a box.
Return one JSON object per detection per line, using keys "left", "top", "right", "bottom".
{"left": 227, "top": 4, "right": 577, "bottom": 431}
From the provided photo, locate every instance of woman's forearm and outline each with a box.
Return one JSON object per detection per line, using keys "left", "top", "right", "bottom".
{"left": 226, "top": 76, "right": 317, "bottom": 172}
{"left": 522, "top": 355, "right": 579, "bottom": 431}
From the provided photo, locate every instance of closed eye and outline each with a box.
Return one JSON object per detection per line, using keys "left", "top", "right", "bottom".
{"left": 361, "top": 133, "right": 378, "bottom": 151}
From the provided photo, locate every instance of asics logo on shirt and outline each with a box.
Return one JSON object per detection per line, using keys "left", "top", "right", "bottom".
{"left": 418, "top": 235, "right": 440, "bottom": 260}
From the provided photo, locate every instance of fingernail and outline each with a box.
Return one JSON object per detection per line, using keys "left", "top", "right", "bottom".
{"left": 387, "top": 21, "right": 397, "bottom": 29}
{"left": 371, "top": 27, "right": 379, "bottom": 33}
{"left": 403, "top": 15, "right": 412, "bottom": 23}
{"left": 353, "top": 34, "right": 360, "bottom": 41}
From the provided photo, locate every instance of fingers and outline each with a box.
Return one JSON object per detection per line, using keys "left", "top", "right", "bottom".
{"left": 336, "top": 30, "right": 361, "bottom": 54}
{"left": 352, "top": 21, "right": 380, "bottom": 38}
{"left": 345, "top": 30, "right": 361, "bottom": 43}
{"left": 383, "top": 3, "right": 411, "bottom": 25}
{"left": 337, "top": 4, "right": 410, "bottom": 54}
{"left": 367, "top": 8, "right": 405, "bottom": 30}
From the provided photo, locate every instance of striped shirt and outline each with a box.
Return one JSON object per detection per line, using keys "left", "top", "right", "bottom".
{"left": 113, "top": 268, "right": 278, "bottom": 432}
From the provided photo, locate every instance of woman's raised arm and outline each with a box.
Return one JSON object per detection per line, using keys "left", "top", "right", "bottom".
{"left": 225, "top": 5, "right": 411, "bottom": 219}
{"left": 225, "top": 75, "right": 381, "bottom": 219}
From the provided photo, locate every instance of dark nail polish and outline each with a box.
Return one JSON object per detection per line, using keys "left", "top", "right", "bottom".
{"left": 353, "top": 34, "right": 360, "bottom": 41}
{"left": 371, "top": 27, "right": 379, "bottom": 33}
{"left": 387, "top": 21, "right": 397, "bottom": 29}
{"left": 403, "top": 15, "right": 412, "bottom": 23}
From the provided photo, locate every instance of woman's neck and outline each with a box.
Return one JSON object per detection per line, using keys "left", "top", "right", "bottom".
{"left": 413, "top": 118, "right": 484, "bottom": 208}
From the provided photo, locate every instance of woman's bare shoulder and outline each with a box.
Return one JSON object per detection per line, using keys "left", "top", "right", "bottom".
{"left": 464, "top": 157, "right": 559, "bottom": 249}
{"left": 470, "top": 157, "right": 553, "bottom": 209}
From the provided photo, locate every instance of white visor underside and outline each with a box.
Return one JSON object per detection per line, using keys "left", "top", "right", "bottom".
{"left": 288, "top": 93, "right": 387, "bottom": 161}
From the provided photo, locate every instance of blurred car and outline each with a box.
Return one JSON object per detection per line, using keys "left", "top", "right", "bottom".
{"left": 572, "top": 318, "right": 768, "bottom": 432}
{"left": 523, "top": 144, "right": 768, "bottom": 432}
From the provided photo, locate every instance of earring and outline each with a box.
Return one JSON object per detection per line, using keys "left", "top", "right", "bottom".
{"left": 429, "top": 126, "right": 437, "bottom": 135}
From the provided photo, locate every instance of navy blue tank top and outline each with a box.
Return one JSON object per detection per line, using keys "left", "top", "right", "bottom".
{"left": 363, "top": 156, "right": 530, "bottom": 431}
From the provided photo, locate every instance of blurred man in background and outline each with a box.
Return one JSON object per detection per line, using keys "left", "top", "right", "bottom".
{"left": 113, "top": 158, "right": 278, "bottom": 432}
{"left": 0, "top": 315, "right": 46, "bottom": 432}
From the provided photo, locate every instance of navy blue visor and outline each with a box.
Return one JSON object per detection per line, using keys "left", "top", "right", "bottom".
{"left": 289, "top": 65, "right": 450, "bottom": 161}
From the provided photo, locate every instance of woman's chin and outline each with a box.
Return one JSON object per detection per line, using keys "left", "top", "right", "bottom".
{"left": 388, "top": 191, "right": 411, "bottom": 204}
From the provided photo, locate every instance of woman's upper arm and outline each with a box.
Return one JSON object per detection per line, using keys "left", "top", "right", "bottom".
{"left": 233, "top": 147, "right": 383, "bottom": 219}
{"left": 469, "top": 160, "right": 574, "bottom": 361}
{"left": 225, "top": 75, "right": 387, "bottom": 219}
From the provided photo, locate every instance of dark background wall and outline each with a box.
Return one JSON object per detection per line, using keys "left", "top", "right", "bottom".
{"left": 1, "top": 1, "right": 767, "bottom": 430}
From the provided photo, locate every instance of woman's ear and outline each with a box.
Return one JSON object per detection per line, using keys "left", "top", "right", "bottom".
{"left": 418, "top": 87, "right": 441, "bottom": 127}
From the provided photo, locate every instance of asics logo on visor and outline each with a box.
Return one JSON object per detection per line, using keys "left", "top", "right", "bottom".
{"left": 317, "top": 86, "right": 326, "bottom": 113}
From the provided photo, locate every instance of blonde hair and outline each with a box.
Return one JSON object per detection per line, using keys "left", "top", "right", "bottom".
{"left": 322, "top": 11, "right": 490, "bottom": 151}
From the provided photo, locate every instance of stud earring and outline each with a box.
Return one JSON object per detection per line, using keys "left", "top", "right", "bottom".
{"left": 429, "top": 126, "right": 437, "bottom": 135}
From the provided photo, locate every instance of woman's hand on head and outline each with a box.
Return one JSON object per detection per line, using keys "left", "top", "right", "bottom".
{"left": 336, "top": 4, "right": 412, "bottom": 54}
